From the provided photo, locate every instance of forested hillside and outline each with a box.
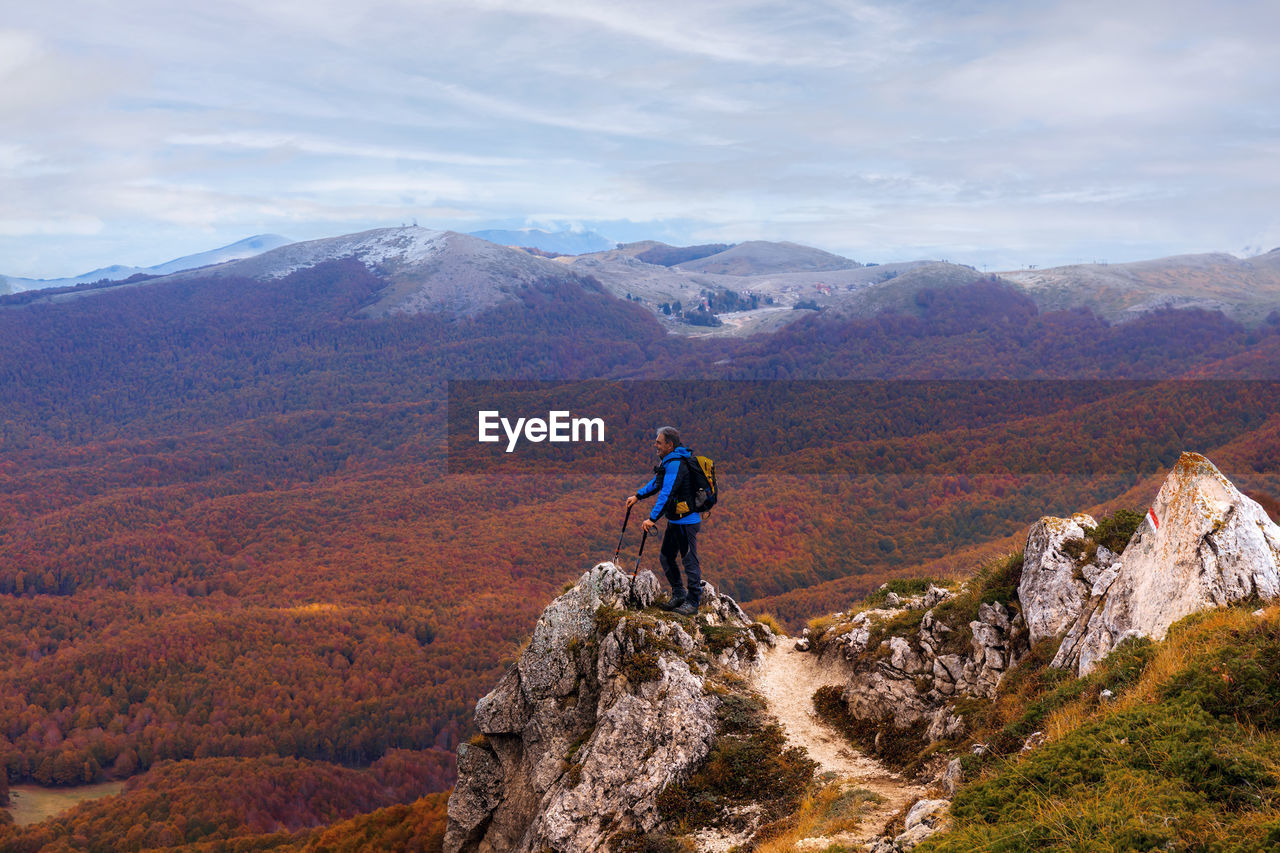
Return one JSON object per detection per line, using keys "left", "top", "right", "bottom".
{"left": 2, "top": 262, "right": 1280, "bottom": 849}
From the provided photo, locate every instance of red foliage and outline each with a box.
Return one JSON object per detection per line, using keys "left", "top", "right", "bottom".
{"left": 3, "top": 265, "right": 1280, "bottom": 845}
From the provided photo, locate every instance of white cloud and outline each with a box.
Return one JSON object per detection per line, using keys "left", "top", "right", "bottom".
{"left": 0, "top": 214, "right": 103, "bottom": 238}
{"left": 165, "top": 132, "right": 534, "bottom": 167}
{"left": 2, "top": 0, "right": 1279, "bottom": 277}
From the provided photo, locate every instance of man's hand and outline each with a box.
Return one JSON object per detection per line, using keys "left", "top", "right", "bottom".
{"left": 641, "top": 518, "right": 658, "bottom": 533}
{"left": 625, "top": 495, "right": 638, "bottom": 510}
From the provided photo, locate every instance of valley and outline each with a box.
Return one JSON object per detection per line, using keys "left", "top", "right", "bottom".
{"left": 2, "top": 231, "right": 1280, "bottom": 849}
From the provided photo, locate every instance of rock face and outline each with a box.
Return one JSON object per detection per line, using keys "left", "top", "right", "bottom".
{"left": 1019, "top": 513, "right": 1096, "bottom": 645}
{"left": 1052, "top": 453, "right": 1280, "bottom": 674}
{"left": 821, "top": 585, "right": 1028, "bottom": 745}
{"left": 444, "top": 562, "right": 762, "bottom": 853}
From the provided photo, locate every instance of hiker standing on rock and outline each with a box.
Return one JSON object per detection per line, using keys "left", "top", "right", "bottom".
{"left": 626, "top": 426, "right": 703, "bottom": 616}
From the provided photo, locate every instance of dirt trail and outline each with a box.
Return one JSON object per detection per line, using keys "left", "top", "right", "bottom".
{"left": 753, "top": 640, "right": 927, "bottom": 845}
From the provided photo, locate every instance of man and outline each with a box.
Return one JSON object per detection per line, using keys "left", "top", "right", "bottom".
{"left": 625, "top": 426, "right": 702, "bottom": 616}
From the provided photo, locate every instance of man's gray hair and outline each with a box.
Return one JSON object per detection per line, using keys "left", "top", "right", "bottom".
{"left": 655, "top": 425, "right": 682, "bottom": 447}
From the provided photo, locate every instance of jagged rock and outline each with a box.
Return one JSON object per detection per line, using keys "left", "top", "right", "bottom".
{"left": 1019, "top": 513, "right": 1096, "bottom": 644}
{"left": 898, "top": 798, "right": 950, "bottom": 848}
{"left": 1054, "top": 453, "right": 1280, "bottom": 674}
{"left": 794, "top": 637, "right": 811, "bottom": 652}
{"left": 905, "top": 798, "right": 950, "bottom": 830}
{"left": 824, "top": 589, "right": 1027, "bottom": 751}
{"left": 925, "top": 707, "right": 966, "bottom": 742}
{"left": 1082, "top": 545, "right": 1120, "bottom": 589}
{"left": 869, "top": 799, "right": 951, "bottom": 852}
{"left": 447, "top": 742, "right": 506, "bottom": 846}
{"left": 922, "top": 585, "right": 953, "bottom": 609}
{"left": 517, "top": 562, "right": 659, "bottom": 698}
{"left": 1021, "top": 731, "right": 1046, "bottom": 751}
{"left": 444, "top": 562, "right": 760, "bottom": 853}
{"left": 697, "top": 580, "right": 750, "bottom": 626}
{"left": 887, "top": 636, "right": 926, "bottom": 674}
{"left": 939, "top": 758, "right": 964, "bottom": 797}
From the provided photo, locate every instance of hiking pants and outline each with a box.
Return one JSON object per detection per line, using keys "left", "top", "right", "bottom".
{"left": 659, "top": 522, "right": 701, "bottom": 604}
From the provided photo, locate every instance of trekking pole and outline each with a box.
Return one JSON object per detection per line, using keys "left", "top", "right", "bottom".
{"left": 631, "top": 527, "right": 649, "bottom": 578}
{"left": 627, "top": 526, "right": 650, "bottom": 606}
{"left": 613, "top": 504, "right": 633, "bottom": 563}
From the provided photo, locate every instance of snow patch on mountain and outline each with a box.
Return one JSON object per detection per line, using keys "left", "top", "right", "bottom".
{"left": 253, "top": 227, "right": 449, "bottom": 280}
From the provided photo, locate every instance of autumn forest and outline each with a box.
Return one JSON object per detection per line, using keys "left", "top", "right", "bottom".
{"left": 2, "top": 262, "right": 1280, "bottom": 850}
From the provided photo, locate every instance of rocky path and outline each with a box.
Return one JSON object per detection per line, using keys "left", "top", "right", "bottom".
{"left": 753, "top": 641, "right": 926, "bottom": 846}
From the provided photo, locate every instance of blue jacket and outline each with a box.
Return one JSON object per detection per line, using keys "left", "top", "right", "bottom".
{"left": 636, "top": 446, "right": 701, "bottom": 525}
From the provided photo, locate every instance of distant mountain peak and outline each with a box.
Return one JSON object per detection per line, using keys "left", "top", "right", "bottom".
{"left": 237, "top": 226, "right": 450, "bottom": 280}
{"left": 676, "top": 240, "right": 861, "bottom": 276}
{"left": 157, "top": 226, "right": 601, "bottom": 318}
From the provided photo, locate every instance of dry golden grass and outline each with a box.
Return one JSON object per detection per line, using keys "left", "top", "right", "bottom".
{"left": 753, "top": 612, "right": 785, "bottom": 636}
{"left": 751, "top": 779, "right": 883, "bottom": 853}
{"left": 1119, "top": 605, "right": 1272, "bottom": 709}
{"left": 1042, "top": 698, "right": 1092, "bottom": 743}
{"left": 1034, "top": 606, "right": 1278, "bottom": 745}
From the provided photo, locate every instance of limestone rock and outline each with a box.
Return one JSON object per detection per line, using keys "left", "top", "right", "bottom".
{"left": 939, "top": 758, "right": 963, "bottom": 797}
{"left": 517, "top": 561, "right": 659, "bottom": 698}
{"left": 1055, "top": 453, "right": 1280, "bottom": 674}
{"left": 824, "top": 589, "right": 1027, "bottom": 751}
{"left": 444, "top": 562, "right": 760, "bottom": 853}
{"left": 1021, "top": 731, "right": 1046, "bottom": 751}
{"left": 869, "top": 798, "right": 951, "bottom": 852}
{"left": 904, "top": 798, "right": 950, "bottom": 831}
{"left": 1019, "top": 513, "right": 1095, "bottom": 645}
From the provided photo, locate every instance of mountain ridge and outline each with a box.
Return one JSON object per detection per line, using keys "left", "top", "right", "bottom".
{"left": 10, "top": 229, "right": 1280, "bottom": 332}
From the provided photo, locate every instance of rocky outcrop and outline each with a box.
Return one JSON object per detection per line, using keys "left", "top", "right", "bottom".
{"left": 444, "top": 562, "right": 763, "bottom": 853}
{"left": 1019, "top": 513, "right": 1097, "bottom": 644}
{"left": 1053, "top": 453, "right": 1280, "bottom": 674}
{"left": 820, "top": 583, "right": 1028, "bottom": 746}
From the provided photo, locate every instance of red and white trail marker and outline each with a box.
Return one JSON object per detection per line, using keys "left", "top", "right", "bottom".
{"left": 1148, "top": 507, "right": 1160, "bottom": 529}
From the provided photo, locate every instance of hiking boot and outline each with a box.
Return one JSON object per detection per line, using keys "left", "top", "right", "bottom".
{"left": 672, "top": 601, "right": 698, "bottom": 616}
{"left": 660, "top": 594, "right": 687, "bottom": 611}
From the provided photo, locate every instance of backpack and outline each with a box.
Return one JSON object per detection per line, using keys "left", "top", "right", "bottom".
{"left": 657, "top": 453, "right": 719, "bottom": 519}
{"left": 683, "top": 454, "right": 718, "bottom": 515}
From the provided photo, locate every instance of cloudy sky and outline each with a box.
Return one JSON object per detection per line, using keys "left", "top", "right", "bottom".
{"left": 2, "top": 0, "right": 1278, "bottom": 278}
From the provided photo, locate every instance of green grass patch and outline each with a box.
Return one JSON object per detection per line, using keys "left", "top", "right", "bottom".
{"left": 932, "top": 703, "right": 1280, "bottom": 852}
{"left": 700, "top": 623, "right": 751, "bottom": 656}
{"left": 929, "top": 551, "right": 1024, "bottom": 656}
{"left": 1061, "top": 509, "right": 1143, "bottom": 568}
{"left": 923, "top": 610, "right": 1280, "bottom": 852}
{"left": 595, "top": 605, "right": 625, "bottom": 636}
{"left": 862, "top": 578, "right": 951, "bottom": 608}
{"left": 865, "top": 607, "right": 927, "bottom": 653}
{"left": 1158, "top": 616, "right": 1280, "bottom": 731}
{"left": 961, "top": 636, "right": 1156, "bottom": 770}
